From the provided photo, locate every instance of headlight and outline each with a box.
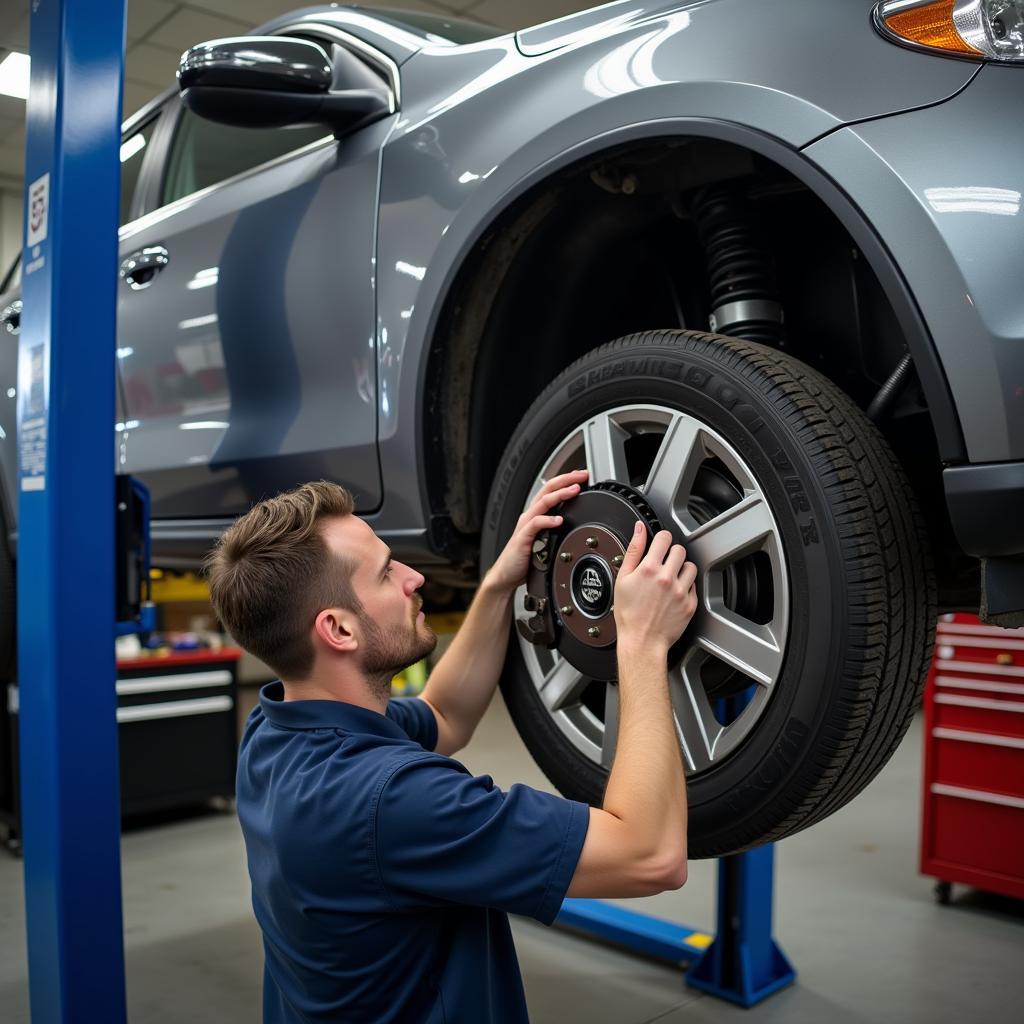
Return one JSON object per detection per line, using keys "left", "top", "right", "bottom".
{"left": 874, "top": 0, "right": 1024, "bottom": 61}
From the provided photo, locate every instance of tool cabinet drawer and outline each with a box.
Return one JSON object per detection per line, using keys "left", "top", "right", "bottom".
{"left": 929, "top": 676, "right": 1024, "bottom": 739}
{"left": 926, "top": 787, "right": 1024, "bottom": 881}
{"left": 931, "top": 728, "right": 1024, "bottom": 796}
{"left": 935, "top": 614, "right": 1024, "bottom": 667}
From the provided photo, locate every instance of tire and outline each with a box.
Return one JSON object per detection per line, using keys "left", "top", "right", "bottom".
{"left": 480, "top": 330, "right": 936, "bottom": 858}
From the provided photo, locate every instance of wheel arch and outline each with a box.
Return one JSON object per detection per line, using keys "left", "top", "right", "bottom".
{"left": 418, "top": 116, "right": 967, "bottom": 547}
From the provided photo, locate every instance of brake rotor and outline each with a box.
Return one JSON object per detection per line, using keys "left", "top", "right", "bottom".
{"left": 517, "top": 481, "right": 664, "bottom": 681}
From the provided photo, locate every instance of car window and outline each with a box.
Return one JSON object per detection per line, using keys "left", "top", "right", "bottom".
{"left": 120, "top": 117, "right": 157, "bottom": 224}
{"left": 161, "top": 109, "right": 329, "bottom": 206}
{"left": 0, "top": 117, "right": 155, "bottom": 291}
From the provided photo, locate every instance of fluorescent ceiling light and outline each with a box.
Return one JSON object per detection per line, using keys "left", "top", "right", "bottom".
{"left": 119, "top": 134, "right": 146, "bottom": 163}
{"left": 0, "top": 52, "right": 30, "bottom": 100}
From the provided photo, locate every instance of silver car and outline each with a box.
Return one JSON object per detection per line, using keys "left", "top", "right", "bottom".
{"left": 1, "top": 0, "right": 1022, "bottom": 856}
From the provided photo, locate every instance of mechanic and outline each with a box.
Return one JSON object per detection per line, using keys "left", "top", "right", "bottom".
{"left": 205, "top": 474, "right": 697, "bottom": 1024}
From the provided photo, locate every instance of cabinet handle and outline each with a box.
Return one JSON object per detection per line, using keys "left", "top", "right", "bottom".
{"left": 117, "top": 695, "right": 232, "bottom": 723}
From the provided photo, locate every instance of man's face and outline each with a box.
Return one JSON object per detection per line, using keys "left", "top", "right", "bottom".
{"left": 321, "top": 516, "right": 437, "bottom": 687}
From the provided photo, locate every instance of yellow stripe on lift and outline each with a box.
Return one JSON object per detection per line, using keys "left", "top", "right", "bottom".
{"left": 685, "top": 932, "right": 713, "bottom": 949}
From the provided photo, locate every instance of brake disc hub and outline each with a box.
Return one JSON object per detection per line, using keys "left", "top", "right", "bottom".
{"left": 517, "top": 481, "right": 664, "bottom": 681}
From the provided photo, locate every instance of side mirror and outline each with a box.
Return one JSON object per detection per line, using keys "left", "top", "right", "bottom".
{"left": 177, "top": 36, "right": 390, "bottom": 132}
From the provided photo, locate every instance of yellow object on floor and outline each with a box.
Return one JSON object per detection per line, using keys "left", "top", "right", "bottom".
{"left": 392, "top": 659, "right": 428, "bottom": 696}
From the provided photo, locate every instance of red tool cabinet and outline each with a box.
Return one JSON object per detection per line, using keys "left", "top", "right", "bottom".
{"left": 920, "top": 613, "right": 1024, "bottom": 902}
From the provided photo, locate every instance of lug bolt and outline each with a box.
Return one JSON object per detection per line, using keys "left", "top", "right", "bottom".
{"left": 585, "top": 536, "right": 598, "bottom": 548}
{"left": 560, "top": 551, "right": 573, "bottom": 562}
{"left": 560, "top": 606, "right": 573, "bottom": 617}
{"left": 612, "top": 554, "right": 623, "bottom": 567}
{"left": 587, "top": 626, "right": 601, "bottom": 638}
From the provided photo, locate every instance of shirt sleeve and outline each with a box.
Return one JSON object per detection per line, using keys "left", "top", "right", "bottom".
{"left": 385, "top": 697, "right": 438, "bottom": 751}
{"left": 373, "top": 755, "right": 589, "bottom": 925}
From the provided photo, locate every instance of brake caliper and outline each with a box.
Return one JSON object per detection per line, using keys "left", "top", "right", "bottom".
{"left": 517, "top": 481, "right": 661, "bottom": 681}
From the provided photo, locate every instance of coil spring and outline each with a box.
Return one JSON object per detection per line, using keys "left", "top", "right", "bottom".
{"left": 690, "top": 185, "right": 784, "bottom": 345}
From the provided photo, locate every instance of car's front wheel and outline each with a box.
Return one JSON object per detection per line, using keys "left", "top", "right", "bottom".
{"left": 481, "top": 330, "right": 936, "bottom": 858}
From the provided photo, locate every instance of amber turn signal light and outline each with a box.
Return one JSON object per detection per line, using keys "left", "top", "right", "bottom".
{"left": 878, "top": 0, "right": 982, "bottom": 55}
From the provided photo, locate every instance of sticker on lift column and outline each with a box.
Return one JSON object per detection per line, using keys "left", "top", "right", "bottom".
{"left": 27, "top": 173, "right": 48, "bottom": 247}
{"left": 24, "top": 173, "right": 48, "bottom": 277}
{"left": 19, "top": 344, "right": 47, "bottom": 491}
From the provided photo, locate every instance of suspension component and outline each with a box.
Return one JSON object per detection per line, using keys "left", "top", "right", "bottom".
{"left": 691, "top": 184, "right": 785, "bottom": 345}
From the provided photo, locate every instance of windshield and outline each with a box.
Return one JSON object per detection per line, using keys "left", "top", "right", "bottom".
{"left": 367, "top": 7, "right": 503, "bottom": 43}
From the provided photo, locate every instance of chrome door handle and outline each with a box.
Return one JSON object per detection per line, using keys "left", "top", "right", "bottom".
{"left": 120, "top": 246, "right": 169, "bottom": 290}
{"left": 0, "top": 299, "right": 21, "bottom": 335}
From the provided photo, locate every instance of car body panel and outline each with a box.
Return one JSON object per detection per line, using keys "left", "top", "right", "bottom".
{"left": 115, "top": 106, "right": 389, "bottom": 518}
{"left": 803, "top": 63, "right": 1024, "bottom": 465}
{"left": 0, "top": 0, "right": 1014, "bottom": 567}
{"left": 514, "top": 0, "right": 975, "bottom": 133}
{"left": 370, "top": 0, "right": 978, "bottom": 536}
{"left": 259, "top": 5, "right": 437, "bottom": 64}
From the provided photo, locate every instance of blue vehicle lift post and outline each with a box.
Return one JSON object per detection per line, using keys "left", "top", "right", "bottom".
{"left": 557, "top": 844, "right": 795, "bottom": 1007}
{"left": 556, "top": 694, "right": 795, "bottom": 1007}
{"left": 17, "top": 1, "right": 129, "bottom": 1021}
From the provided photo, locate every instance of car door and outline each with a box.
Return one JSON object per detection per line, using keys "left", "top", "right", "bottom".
{"left": 116, "top": 36, "right": 390, "bottom": 522}
{"left": 0, "top": 107, "right": 159, "bottom": 536}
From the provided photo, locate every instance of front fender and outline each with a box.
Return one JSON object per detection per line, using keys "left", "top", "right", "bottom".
{"left": 373, "top": 0, "right": 977, "bottom": 535}
{"left": 803, "top": 63, "right": 1024, "bottom": 466}
{"left": 375, "top": 104, "right": 968, "bottom": 540}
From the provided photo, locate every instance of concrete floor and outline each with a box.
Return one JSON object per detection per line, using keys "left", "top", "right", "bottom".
{"left": 1, "top": 692, "right": 1021, "bottom": 1023}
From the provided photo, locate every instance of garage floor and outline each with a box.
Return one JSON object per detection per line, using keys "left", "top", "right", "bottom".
{"left": 0, "top": 694, "right": 1020, "bottom": 1023}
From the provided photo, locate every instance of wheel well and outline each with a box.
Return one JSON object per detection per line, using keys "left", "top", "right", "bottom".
{"left": 423, "top": 135, "right": 977, "bottom": 607}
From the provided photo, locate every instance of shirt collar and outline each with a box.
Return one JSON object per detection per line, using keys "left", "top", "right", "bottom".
{"left": 259, "top": 681, "right": 408, "bottom": 739}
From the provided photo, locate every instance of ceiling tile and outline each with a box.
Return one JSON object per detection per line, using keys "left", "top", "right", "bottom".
{"left": 0, "top": 95, "right": 25, "bottom": 126}
{"left": 2, "top": 14, "right": 29, "bottom": 53}
{"left": 148, "top": 8, "right": 251, "bottom": 53}
{"left": 470, "top": 0, "right": 592, "bottom": 31}
{"left": 123, "top": 79, "right": 164, "bottom": 120}
{"left": 0, "top": 146, "right": 25, "bottom": 182}
{"left": 127, "top": 0, "right": 180, "bottom": 43}
{"left": 191, "top": 1, "right": 316, "bottom": 27}
{"left": 0, "top": 7, "right": 25, "bottom": 38}
{"left": 445, "top": 0, "right": 491, "bottom": 12}
{"left": 361, "top": 0, "right": 466, "bottom": 14}
{"left": 125, "top": 42, "right": 181, "bottom": 88}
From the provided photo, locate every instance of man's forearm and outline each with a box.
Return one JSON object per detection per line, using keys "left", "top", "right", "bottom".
{"left": 419, "top": 573, "right": 514, "bottom": 749}
{"left": 602, "top": 640, "right": 688, "bottom": 870}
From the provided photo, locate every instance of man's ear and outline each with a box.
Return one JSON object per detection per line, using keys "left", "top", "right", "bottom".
{"left": 313, "top": 607, "right": 359, "bottom": 654}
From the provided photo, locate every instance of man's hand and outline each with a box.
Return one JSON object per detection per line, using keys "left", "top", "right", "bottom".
{"left": 614, "top": 525, "right": 698, "bottom": 653}
{"left": 485, "top": 470, "right": 590, "bottom": 593}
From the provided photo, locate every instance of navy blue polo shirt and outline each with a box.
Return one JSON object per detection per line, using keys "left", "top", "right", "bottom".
{"left": 236, "top": 682, "right": 589, "bottom": 1023}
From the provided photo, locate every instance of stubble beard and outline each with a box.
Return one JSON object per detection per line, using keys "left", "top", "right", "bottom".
{"left": 358, "top": 609, "right": 437, "bottom": 701}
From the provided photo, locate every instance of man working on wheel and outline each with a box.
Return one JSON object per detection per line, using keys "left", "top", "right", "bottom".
{"left": 206, "top": 472, "right": 698, "bottom": 1024}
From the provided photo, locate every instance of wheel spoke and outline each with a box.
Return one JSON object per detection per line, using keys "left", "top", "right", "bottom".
{"left": 690, "top": 608, "right": 781, "bottom": 686}
{"left": 519, "top": 401, "right": 789, "bottom": 780}
{"left": 669, "top": 657, "right": 724, "bottom": 773}
{"left": 684, "top": 494, "right": 773, "bottom": 567}
{"left": 583, "top": 413, "right": 630, "bottom": 484}
{"left": 537, "top": 655, "right": 588, "bottom": 712}
{"left": 641, "top": 413, "right": 706, "bottom": 526}
{"left": 601, "top": 683, "right": 619, "bottom": 768}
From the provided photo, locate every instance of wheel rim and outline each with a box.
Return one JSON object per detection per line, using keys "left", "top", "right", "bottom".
{"left": 514, "top": 403, "right": 790, "bottom": 776}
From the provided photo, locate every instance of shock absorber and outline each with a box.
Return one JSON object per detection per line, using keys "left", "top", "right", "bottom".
{"left": 690, "top": 184, "right": 785, "bottom": 345}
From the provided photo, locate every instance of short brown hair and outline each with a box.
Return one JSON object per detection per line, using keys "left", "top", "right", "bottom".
{"left": 205, "top": 481, "right": 361, "bottom": 680}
